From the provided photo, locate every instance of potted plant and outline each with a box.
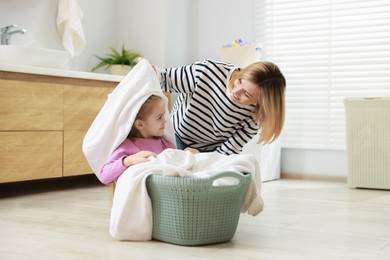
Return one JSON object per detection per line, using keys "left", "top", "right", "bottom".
{"left": 92, "top": 45, "right": 142, "bottom": 75}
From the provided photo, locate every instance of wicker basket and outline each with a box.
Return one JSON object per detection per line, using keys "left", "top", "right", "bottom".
{"left": 146, "top": 171, "right": 251, "bottom": 246}
{"left": 344, "top": 97, "right": 390, "bottom": 190}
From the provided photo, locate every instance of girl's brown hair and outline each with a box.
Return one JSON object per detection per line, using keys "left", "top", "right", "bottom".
{"left": 128, "top": 95, "right": 163, "bottom": 138}
{"left": 229, "top": 61, "right": 286, "bottom": 144}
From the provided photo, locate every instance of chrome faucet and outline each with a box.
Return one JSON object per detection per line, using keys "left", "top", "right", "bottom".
{"left": 1, "top": 24, "right": 27, "bottom": 45}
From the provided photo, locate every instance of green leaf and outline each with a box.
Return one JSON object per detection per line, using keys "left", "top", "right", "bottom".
{"left": 91, "top": 45, "right": 142, "bottom": 72}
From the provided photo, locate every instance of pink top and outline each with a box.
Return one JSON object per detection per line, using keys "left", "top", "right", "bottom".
{"left": 99, "top": 137, "right": 176, "bottom": 184}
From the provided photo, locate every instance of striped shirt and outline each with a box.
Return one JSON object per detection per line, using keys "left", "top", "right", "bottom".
{"left": 160, "top": 59, "right": 259, "bottom": 155}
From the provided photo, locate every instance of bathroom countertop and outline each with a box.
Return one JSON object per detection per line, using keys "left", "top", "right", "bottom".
{"left": 0, "top": 63, "right": 124, "bottom": 82}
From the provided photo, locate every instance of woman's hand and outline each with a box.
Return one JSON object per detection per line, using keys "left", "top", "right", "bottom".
{"left": 122, "top": 151, "right": 157, "bottom": 167}
{"left": 184, "top": 147, "right": 199, "bottom": 154}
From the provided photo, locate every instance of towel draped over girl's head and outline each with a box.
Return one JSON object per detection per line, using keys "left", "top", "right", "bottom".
{"left": 82, "top": 59, "right": 175, "bottom": 182}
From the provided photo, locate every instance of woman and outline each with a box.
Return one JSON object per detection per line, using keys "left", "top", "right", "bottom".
{"left": 158, "top": 59, "right": 286, "bottom": 155}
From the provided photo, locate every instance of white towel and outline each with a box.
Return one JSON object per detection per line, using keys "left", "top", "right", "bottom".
{"left": 56, "top": 0, "right": 86, "bottom": 57}
{"left": 82, "top": 59, "right": 175, "bottom": 182}
{"left": 110, "top": 149, "right": 264, "bottom": 241}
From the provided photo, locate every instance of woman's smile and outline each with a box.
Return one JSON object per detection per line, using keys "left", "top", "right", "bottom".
{"left": 231, "top": 92, "right": 240, "bottom": 102}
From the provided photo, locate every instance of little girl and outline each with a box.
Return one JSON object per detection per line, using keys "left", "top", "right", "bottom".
{"left": 99, "top": 95, "right": 176, "bottom": 185}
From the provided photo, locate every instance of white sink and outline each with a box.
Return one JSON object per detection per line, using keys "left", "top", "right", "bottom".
{"left": 0, "top": 45, "right": 70, "bottom": 69}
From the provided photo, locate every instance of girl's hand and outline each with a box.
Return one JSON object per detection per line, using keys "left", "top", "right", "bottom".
{"left": 122, "top": 151, "right": 157, "bottom": 167}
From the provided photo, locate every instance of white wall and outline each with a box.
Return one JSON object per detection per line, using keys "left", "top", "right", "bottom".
{"left": 196, "top": 0, "right": 256, "bottom": 61}
{"left": 77, "top": 0, "right": 119, "bottom": 71}
{"left": 0, "top": 0, "right": 119, "bottom": 72}
{"left": 0, "top": 0, "right": 194, "bottom": 70}
{"left": 0, "top": 0, "right": 62, "bottom": 49}
{"left": 116, "top": 0, "right": 193, "bottom": 68}
{"left": 281, "top": 149, "right": 347, "bottom": 178}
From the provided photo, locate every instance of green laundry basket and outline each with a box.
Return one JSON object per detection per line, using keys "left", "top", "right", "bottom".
{"left": 146, "top": 171, "right": 251, "bottom": 246}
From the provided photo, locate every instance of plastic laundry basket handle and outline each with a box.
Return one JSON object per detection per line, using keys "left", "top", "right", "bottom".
{"left": 208, "top": 171, "right": 247, "bottom": 186}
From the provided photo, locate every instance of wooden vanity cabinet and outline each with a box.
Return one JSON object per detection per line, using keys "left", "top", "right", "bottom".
{"left": 63, "top": 85, "right": 114, "bottom": 176}
{"left": 0, "top": 71, "right": 116, "bottom": 183}
{"left": 0, "top": 79, "right": 63, "bottom": 131}
{"left": 0, "top": 131, "right": 63, "bottom": 182}
{"left": 0, "top": 78, "right": 64, "bottom": 183}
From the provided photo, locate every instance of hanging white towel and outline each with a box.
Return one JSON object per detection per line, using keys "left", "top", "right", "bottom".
{"left": 56, "top": 0, "right": 86, "bottom": 57}
{"left": 82, "top": 59, "right": 175, "bottom": 182}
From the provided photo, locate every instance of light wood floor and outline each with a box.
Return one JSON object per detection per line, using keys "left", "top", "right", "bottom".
{"left": 1, "top": 175, "right": 389, "bottom": 260}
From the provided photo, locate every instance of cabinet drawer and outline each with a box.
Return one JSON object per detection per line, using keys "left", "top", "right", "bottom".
{"left": 63, "top": 131, "right": 94, "bottom": 177}
{"left": 64, "top": 85, "right": 114, "bottom": 131}
{"left": 0, "top": 132, "right": 63, "bottom": 183}
{"left": 0, "top": 79, "right": 63, "bottom": 130}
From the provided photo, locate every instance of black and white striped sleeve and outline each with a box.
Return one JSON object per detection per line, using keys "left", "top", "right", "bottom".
{"left": 160, "top": 61, "right": 203, "bottom": 94}
{"left": 216, "top": 118, "right": 259, "bottom": 155}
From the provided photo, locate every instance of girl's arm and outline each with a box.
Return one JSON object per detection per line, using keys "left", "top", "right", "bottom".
{"left": 122, "top": 151, "right": 157, "bottom": 167}
{"left": 99, "top": 147, "right": 129, "bottom": 185}
{"left": 99, "top": 138, "right": 157, "bottom": 184}
{"left": 100, "top": 150, "right": 157, "bottom": 185}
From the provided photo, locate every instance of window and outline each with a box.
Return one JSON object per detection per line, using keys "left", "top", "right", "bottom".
{"left": 255, "top": 0, "right": 390, "bottom": 150}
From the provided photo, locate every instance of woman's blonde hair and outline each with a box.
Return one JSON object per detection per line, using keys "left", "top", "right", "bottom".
{"left": 229, "top": 61, "right": 286, "bottom": 144}
{"left": 128, "top": 95, "right": 162, "bottom": 138}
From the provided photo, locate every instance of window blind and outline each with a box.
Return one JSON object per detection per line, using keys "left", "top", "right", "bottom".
{"left": 255, "top": 0, "right": 390, "bottom": 150}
